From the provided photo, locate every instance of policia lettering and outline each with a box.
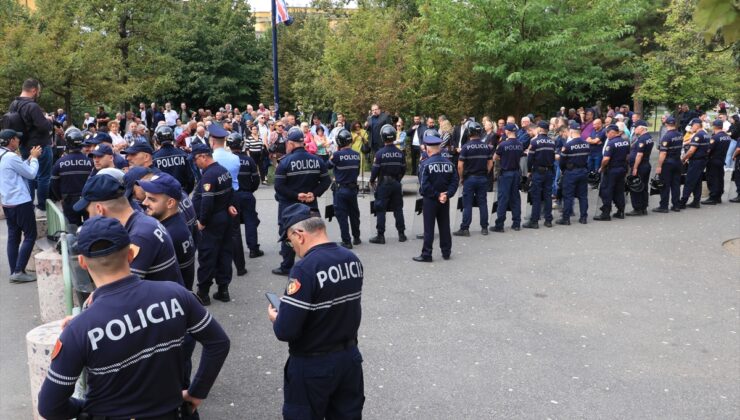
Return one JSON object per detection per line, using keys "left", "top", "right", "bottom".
{"left": 316, "top": 261, "right": 364, "bottom": 288}
{"left": 88, "top": 298, "right": 185, "bottom": 350}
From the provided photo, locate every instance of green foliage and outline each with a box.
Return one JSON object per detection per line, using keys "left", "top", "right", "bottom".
{"left": 694, "top": 0, "right": 740, "bottom": 43}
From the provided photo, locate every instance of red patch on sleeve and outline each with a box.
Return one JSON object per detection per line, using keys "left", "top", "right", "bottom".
{"left": 51, "top": 339, "right": 62, "bottom": 361}
{"left": 286, "top": 279, "right": 301, "bottom": 295}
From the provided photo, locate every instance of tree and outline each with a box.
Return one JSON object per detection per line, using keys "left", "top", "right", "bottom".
{"left": 694, "top": 0, "right": 740, "bottom": 43}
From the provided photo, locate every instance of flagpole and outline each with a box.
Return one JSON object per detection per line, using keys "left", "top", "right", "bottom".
{"left": 271, "top": 0, "right": 280, "bottom": 118}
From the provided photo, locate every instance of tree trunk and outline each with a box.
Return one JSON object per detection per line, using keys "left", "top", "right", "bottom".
{"left": 118, "top": 11, "right": 130, "bottom": 110}
{"left": 64, "top": 81, "right": 72, "bottom": 119}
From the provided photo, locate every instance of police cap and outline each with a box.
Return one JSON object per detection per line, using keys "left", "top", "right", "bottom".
{"left": 423, "top": 132, "right": 443, "bottom": 145}
{"left": 190, "top": 143, "right": 211, "bottom": 159}
{"left": 536, "top": 121, "right": 549, "bottom": 130}
{"left": 712, "top": 119, "right": 723, "bottom": 128}
{"left": 121, "top": 142, "right": 154, "bottom": 155}
{"left": 689, "top": 118, "right": 702, "bottom": 126}
{"left": 503, "top": 123, "right": 518, "bottom": 132}
{"left": 568, "top": 121, "right": 581, "bottom": 130}
{"left": 278, "top": 203, "right": 321, "bottom": 242}
{"left": 634, "top": 120, "right": 648, "bottom": 128}
{"left": 665, "top": 116, "right": 676, "bottom": 125}
{"left": 93, "top": 132, "right": 113, "bottom": 144}
{"left": 88, "top": 143, "right": 114, "bottom": 158}
{"left": 137, "top": 172, "right": 182, "bottom": 200}
{"left": 286, "top": 127, "right": 305, "bottom": 142}
{"left": 74, "top": 216, "right": 131, "bottom": 258}
{"left": 208, "top": 124, "right": 229, "bottom": 139}
{"left": 73, "top": 174, "right": 126, "bottom": 212}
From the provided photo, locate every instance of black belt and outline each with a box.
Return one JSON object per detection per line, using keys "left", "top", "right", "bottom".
{"left": 79, "top": 409, "right": 180, "bottom": 420}
{"left": 338, "top": 183, "right": 358, "bottom": 188}
{"left": 380, "top": 176, "right": 399, "bottom": 183}
{"left": 535, "top": 166, "right": 553, "bottom": 172}
{"left": 565, "top": 164, "right": 586, "bottom": 170}
{"left": 289, "top": 338, "right": 358, "bottom": 357}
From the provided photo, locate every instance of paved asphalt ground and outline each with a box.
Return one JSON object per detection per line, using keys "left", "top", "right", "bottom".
{"left": 1, "top": 172, "right": 739, "bottom": 419}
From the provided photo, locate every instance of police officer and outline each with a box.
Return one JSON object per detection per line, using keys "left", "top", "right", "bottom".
{"left": 268, "top": 204, "right": 364, "bottom": 419}
{"left": 272, "top": 127, "right": 331, "bottom": 275}
{"left": 50, "top": 128, "right": 92, "bottom": 225}
{"left": 74, "top": 174, "right": 184, "bottom": 285}
{"left": 90, "top": 131, "right": 129, "bottom": 170}
{"left": 732, "top": 147, "right": 740, "bottom": 203}
{"left": 122, "top": 141, "right": 156, "bottom": 169}
{"left": 679, "top": 118, "right": 710, "bottom": 209}
{"left": 88, "top": 143, "right": 115, "bottom": 176}
{"left": 328, "top": 129, "right": 363, "bottom": 248}
{"left": 227, "top": 132, "right": 264, "bottom": 277}
{"left": 191, "top": 144, "right": 235, "bottom": 304}
{"left": 523, "top": 120, "right": 557, "bottom": 228}
{"left": 702, "top": 120, "right": 732, "bottom": 205}
{"left": 626, "top": 120, "right": 653, "bottom": 216}
{"left": 652, "top": 116, "right": 684, "bottom": 213}
{"left": 491, "top": 123, "right": 524, "bottom": 232}
{"left": 453, "top": 121, "right": 492, "bottom": 236}
{"left": 594, "top": 124, "right": 630, "bottom": 220}
{"left": 139, "top": 173, "right": 196, "bottom": 291}
{"left": 38, "top": 216, "right": 229, "bottom": 420}
{"left": 557, "top": 122, "right": 590, "bottom": 225}
{"left": 153, "top": 125, "right": 195, "bottom": 193}
{"left": 414, "top": 132, "right": 458, "bottom": 262}
{"left": 369, "top": 124, "right": 407, "bottom": 244}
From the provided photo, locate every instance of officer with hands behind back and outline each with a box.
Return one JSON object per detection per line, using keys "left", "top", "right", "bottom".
{"left": 453, "top": 121, "right": 492, "bottom": 236}
{"left": 491, "top": 123, "right": 524, "bottom": 232}
{"left": 594, "top": 124, "right": 630, "bottom": 221}
{"left": 556, "top": 121, "right": 590, "bottom": 225}
{"left": 268, "top": 203, "right": 365, "bottom": 420}
{"left": 652, "top": 116, "right": 683, "bottom": 213}
{"left": 328, "top": 129, "right": 363, "bottom": 248}
{"left": 38, "top": 216, "right": 229, "bottom": 420}
{"left": 368, "top": 124, "right": 407, "bottom": 244}
{"left": 523, "top": 120, "right": 557, "bottom": 228}
{"left": 626, "top": 120, "right": 653, "bottom": 216}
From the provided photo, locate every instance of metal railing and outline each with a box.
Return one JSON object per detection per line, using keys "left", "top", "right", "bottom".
{"left": 45, "top": 199, "right": 66, "bottom": 240}
{"left": 45, "top": 200, "right": 73, "bottom": 315}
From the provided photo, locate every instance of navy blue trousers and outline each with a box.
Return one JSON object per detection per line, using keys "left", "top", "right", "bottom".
{"left": 705, "top": 160, "right": 725, "bottom": 201}
{"left": 494, "top": 170, "right": 521, "bottom": 229}
{"left": 334, "top": 187, "right": 361, "bottom": 244}
{"left": 374, "top": 181, "right": 404, "bottom": 234}
{"left": 3, "top": 201, "right": 37, "bottom": 274}
{"left": 460, "top": 175, "right": 488, "bottom": 229}
{"left": 529, "top": 169, "right": 553, "bottom": 222}
{"left": 630, "top": 163, "right": 651, "bottom": 211}
{"left": 659, "top": 159, "right": 682, "bottom": 209}
{"left": 681, "top": 159, "right": 707, "bottom": 204}
{"left": 599, "top": 166, "right": 627, "bottom": 213}
{"left": 422, "top": 197, "right": 451, "bottom": 258}
{"left": 232, "top": 191, "right": 260, "bottom": 272}
{"left": 562, "top": 168, "right": 589, "bottom": 220}
{"left": 197, "top": 211, "right": 233, "bottom": 291}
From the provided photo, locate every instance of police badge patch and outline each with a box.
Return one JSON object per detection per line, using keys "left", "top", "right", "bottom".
{"left": 286, "top": 279, "right": 301, "bottom": 295}
{"left": 203, "top": 184, "right": 211, "bottom": 192}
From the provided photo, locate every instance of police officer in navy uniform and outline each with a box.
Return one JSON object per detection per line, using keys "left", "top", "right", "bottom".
{"left": 122, "top": 141, "right": 156, "bottom": 170}
{"left": 652, "top": 116, "right": 684, "bottom": 213}
{"left": 369, "top": 124, "right": 407, "bottom": 244}
{"left": 89, "top": 131, "right": 129, "bottom": 170}
{"left": 328, "top": 129, "right": 363, "bottom": 248}
{"left": 626, "top": 120, "right": 653, "bottom": 216}
{"left": 491, "top": 123, "right": 524, "bottom": 232}
{"left": 74, "top": 175, "right": 184, "bottom": 285}
{"left": 557, "top": 122, "right": 590, "bottom": 225}
{"left": 191, "top": 144, "right": 235, "bottom": 305}
{"left": 414, "top": 132, "right": 458, "bottom": 262}
{"left": 227, "top": 132, "right": 264, "bottom": 277}
{"left": 523, "top": 120, "right": 557, "bottom": 228}
{"left": 50, "top": 128, "right": 92, "bottom": 225}
{"left": 88, "top": 143, "right": 115, "bottom": 176}
{"left": 153, "top": 125, "right": 195, "bottom": 194}
{"left": 702, "top": 120, "right": 732, "bottom": 205}
{"left": 272, "top": 127, "right": 331, "bottom": 276}
{"left": 453, "top": 121, "right": 492, "bottom": 236}
{"left": 268, "top": 204, "right": 364, "bottom": 419}
{"left": 594, "top": 124, "right": 630, "bottom": 221}
{"left": 38, "top": 216, "right": 229, "bottom": 420}
{"left": 679, "top": 118, "right": 710, "bottom": 209}
{"left": 139, "top": 173, "right": 196, "bottom": 291}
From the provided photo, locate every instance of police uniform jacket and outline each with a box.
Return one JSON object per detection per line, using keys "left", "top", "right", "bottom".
{"left": 274, "top": 243, "right": 363, "bottom": 353}
{"left": 603, "top": 137, "right": 630, "bottom": 167}
{"left": 50, "top": 151, "right": 92, "bottom": 200}
{"left": 527, "top": 135, "right": 557, "bottom": 171}
{"left": 659, "top": 130, "right": 683, "bottom": 160}
{"left": 192, "top": 161, "right": 234, "bottom": 225}
{"left": 495, "top": 138, "right": 524, "bottom": 171}
{"left": 178, "top": 192, "right": 197, "bottom": 231}
{"left": 329, "top": 149, "right": 361, "bottom": 185}
{"left": 370, "top": 144, "right": 406, "bottom": 183}
{"left": 125, "top": 211, "right": 183, "bottom": 285}
{"left": 153, "top": 144, "right": 195, "bottom": 193}
{"left": 37, "top": 275, "right": 229, "bottom": 420}
{"left": 161, "top": 214, "right": 195, "bottom": 282}
{"left": 629, "top": 133, "right": 654, "bottom": 166}
{"left": 709, "top": 131, "right": 732, "bottom": 164}
{"left": 459, "top": 139, "right": 493, "bottom": 178}
{"left": 688, "top": 130, "right": 710, "bottom": 160}
{"left": 273, "top": 147, "right": 331, "bottom": 205}
{"left": 235, "top": 152, "right": 261, "bottom": 193}
{"left": 559, "top": 138, "right": 589, "bottom": 170}
{"left": 419, "top": 153, "right": 459, "bottom": 199}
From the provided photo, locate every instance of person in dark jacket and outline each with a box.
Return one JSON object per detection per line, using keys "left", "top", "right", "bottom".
{"left": 365, "top": 104, "right": 392, "bottom": 155}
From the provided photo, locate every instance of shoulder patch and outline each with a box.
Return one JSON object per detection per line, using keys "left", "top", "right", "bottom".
{"left": 203, "top": 183, "right": 211, "bottom": 192}
{"left": 639, "top": 143, "right": 644, "bottom": 148}
{"left": 662, "top": 142, "right": 668, "bottom": 147}
{"left": 51, "top": 339, "right": 62, "bottom": 360}
{"left": 605, "top": 146, "right": 610, "bottom": 151}
{"left": 286, "top": 279, "right": 301, "bottom": 295}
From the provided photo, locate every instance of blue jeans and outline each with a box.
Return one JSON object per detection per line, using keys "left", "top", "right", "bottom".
{"left": 587, "top": 154, "right": 602, "bottom": 173}
{"left": 551, "top": 165, "right": 561, "bottom": 197}
{"left": 20, "top": 145, "right": 52, "bottom": 211}
{"left": 494, "top": 170, "right": 521, "bottom": 228}
{"left": 3, "top": 201, "right": 37, "bottom": 273}
{"left": 460, "top": 175, "right": 488, "bottom": 229}
{"left": 726, "top": 139, "right": 737, "bottom": 169}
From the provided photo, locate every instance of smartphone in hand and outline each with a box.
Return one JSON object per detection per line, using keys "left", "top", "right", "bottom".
{"left": 266, "top": 292, "right": 281, "bottom": 311}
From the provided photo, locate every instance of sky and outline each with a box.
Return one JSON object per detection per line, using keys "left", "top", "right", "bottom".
{"left": 246, "top": 0, "right": 357, "bottom": 12}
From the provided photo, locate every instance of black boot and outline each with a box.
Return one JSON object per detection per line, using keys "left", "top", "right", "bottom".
{"left": 196, "top": 289, "right": 211, "bottom": 306}
{"left": 593, "top": 212, "right": 611, "bottom": 221}
{"left": 700, "top": 198, "right": 718, "bottom": 205}
{"left": 213, "top": 286, "right": 230, "bottom": 303}
{"left": 398, "top": 232, "right": 407, "bottom": 242}
{"left": 612, "top": 209, "right": 625, "bottom": 219}
{"left": 369, "top": 234, "right": 386, "bottom": 244}
{"left": 555, "top": 218, "right": 570, "bottom": 225}
{"left": 522, "top": 221, "right": 539, "bottom": 229}
{"left": 249, "top": 249, "right": 265, "bottom": 258}
{"left": 452, "top": 229, "right": 471, "bottom": 236}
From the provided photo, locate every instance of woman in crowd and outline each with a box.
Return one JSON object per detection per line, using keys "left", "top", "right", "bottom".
{"left": 394, "top": 118, "right": 406, "bottom": 150}
{"left": 439, "top": 119, "right": 453, "bottom": 150}
{"left": 246, "top": 125, "right": 266, "bottom": 183}
{"left": 314, "top": 126, "right": 330, "bottom": 161}
{"left": 108, "top": 120, "right": 125, "bottom": 148}
{"left": 301, "top": 122, "right": 317, "bottom": 154}
{"left": 350, "top": 121, "right": 370, "bottom": 172}
{"left": 482, "top": 119, "right": 498, "bottom": 147}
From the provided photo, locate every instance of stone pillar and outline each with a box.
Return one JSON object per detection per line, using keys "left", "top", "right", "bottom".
{"left": 35, "top": 249, "right": 66, "bottom": 323}
{"left": 26, "top": 319, "right": 64, "bottom": 420}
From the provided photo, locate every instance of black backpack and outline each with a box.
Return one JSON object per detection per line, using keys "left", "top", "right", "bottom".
{"left": 1, "top": 99, "right": 30, "bottom": 135}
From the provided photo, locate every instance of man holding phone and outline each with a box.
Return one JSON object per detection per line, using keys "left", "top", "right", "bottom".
{"left": 267, "top": 203, "right": 365, "bottom": 419}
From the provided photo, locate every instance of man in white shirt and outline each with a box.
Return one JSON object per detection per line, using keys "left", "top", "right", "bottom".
{"left": 0, "top": 129, "right": 42, "bottom": 282}
{"left": 164, "top": 102, "right": 179, "bottom": 129}
{"left": 83, "top": 112, "right": 96, "bottom": 129}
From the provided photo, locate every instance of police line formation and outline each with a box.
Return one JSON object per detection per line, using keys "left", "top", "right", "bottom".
{"left": 1, "top": 100, "right": 739, "bottom": 419}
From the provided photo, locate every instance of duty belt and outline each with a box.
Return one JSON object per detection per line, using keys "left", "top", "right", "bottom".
{"left": 565, "top": 164, "right": 586, "bottom": 170}
{"left": 380, "top": 176, "right": 399, "bottom": 183}
{"left": 289, "top": 338, "right": 358, "bottom": 357}
{"left": 78, "top": 408, "right": 180, "bottom": 420}
{"left": 338, "top": 183, "right": 358, "bottom": 189}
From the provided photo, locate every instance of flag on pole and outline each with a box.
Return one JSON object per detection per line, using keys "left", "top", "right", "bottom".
{"left": 274, "top": 0, "right": 291, "bottom": 25}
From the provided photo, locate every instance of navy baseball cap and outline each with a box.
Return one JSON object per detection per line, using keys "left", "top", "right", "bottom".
{"left": 503, "top": 123, "right": 518, "bottom": 132}
{"left": 208, "top": 124, "right": 229, "bottom": 138}
{"left": 606, "top": 124, "right": 620, "bottom": 132}
{"left": 73, "top": 174, "right": 126, "bottom": 212}
{"left": 712, "top": 119, "right": 723, "bottom": 128}
{"left": 689, "top": 118, "right": 702, "bottom": 125}
{"left": 423, "top": 133, "right": 443, "bottom": 145}
{"left": 568, "top": 121, "right": 581, "bottom": 130}
{"left": 74, "top": 216, "right": 130, "bottom": 258}
{"left": 190, "top": 143, "right": 211, "bottom": 159}
{"left": 92, "top": 132, "right": 113, "bottom": 144}
{"left": 665, "top": 116, "right": 676, "bottom": 125}
{"left": 137, "top": 172, "right": 182, "bottom": 199}
{"left": 0, "top": 129, "right": 22, "bottom": 141}
{"left": 287, "top": 127, "right": 305, "bottom": 142}
{"left": 121, "top": 142, "right": 154, "bottom": 155}
{"left": 278, "top": 203, "right": 321, "bottom": 242}
{"left": 634, "top": 120, "right": 648, "bottom": 128}
{"left": 88, "top": 143, "right": 113, "bottom": 158}
{"left": 537, "top": 121, "right": 549, "bottom": 130}
{"left": 123, "top": 166, "right": 155, "bottom": 194}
